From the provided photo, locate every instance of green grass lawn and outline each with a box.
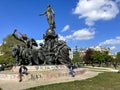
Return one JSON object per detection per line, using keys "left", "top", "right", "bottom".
{"left": 27, "top": 72, "right": 120, "bottom": 90}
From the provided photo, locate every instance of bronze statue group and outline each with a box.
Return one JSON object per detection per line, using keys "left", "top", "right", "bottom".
{"left": 12, "top": 5, "right": 72, "bottom": 66}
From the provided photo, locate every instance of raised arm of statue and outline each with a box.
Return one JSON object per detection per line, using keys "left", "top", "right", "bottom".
{"left": 12, "top": 29, "right": 26, "bottom": 44}
{"left": 39, "top": 13, "right": 46, "bottom": 16}
{"left": 12, "top": 29, "right": 21, "bottom": 41}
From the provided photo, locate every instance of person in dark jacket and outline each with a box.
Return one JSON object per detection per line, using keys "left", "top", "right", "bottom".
{"left": 68, "top": 64, "right": 75, "bottom": 77}
{"left": 0, "top": 64, "right": 5, "bottom": 71}
{"left": 19, "top": 65, "right": 28, "bottom": 82}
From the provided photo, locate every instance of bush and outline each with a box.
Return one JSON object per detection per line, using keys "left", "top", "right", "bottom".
{"left": 0, "top": 54, "right": 15, "bottom": 65}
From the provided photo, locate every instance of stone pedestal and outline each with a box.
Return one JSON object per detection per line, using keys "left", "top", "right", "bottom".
{"left": 11, "top": 65, "right": 68, "bottom": 72}
{"left": 0, "top": 68, "right": 87, "bottom": 81}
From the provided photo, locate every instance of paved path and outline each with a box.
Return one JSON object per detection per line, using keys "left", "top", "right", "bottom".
{"left": 0, "top": 70, "right": 99, "bottom": 90}
{"left": 0, "top": 67, "right": 117, "bottom": 90}
{"left": 85, "top": 66, "right": 119, "bottom": 72}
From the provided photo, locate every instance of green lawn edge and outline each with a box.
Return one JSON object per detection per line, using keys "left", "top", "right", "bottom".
{"left": 26, "top": 72, "right": 120, "bottom": 90}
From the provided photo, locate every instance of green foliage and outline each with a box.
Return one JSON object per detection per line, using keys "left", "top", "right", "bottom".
{"left": 72, "top": 46, "right": 83, "bottom": 63}
{"left": 84, "top": 48, "right": 114, "bottom": 65}
{"left": 116, "top": 52, "right": 120, "bottom": 61}
{"left": 27, "top": 72, "right": 120, "bottom": 90}
{"left": 83, "top": 48, "right": 93, "bottom": 64}
{"left": 91, "top": 51, "right": 103, "bottom": 63}
{"left": 0, "top": 34, "right": 22, "bottom": 64}
{"left": 91, "top": 51, "right": 114, "bottom": 63}
{"left": 0, "top": 34, "right": 21, "bottom": 54}
{"left": 0, "top": 54, "right": 15, "bottom": 64}
{"left": 72, "top": 52, "right": 83, "bottom": 63}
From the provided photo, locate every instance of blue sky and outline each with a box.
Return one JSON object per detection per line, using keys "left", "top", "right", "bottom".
{"left": 0, "top": 0, "right": 120, "bottom": 53}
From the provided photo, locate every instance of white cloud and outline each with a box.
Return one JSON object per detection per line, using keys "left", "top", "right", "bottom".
{"left": 73, "top": 0, "right": 119, "bottom": 26}
{"left": 36, "top": 40, "right": 44, "bottom": 45}
{"left": 59, "top": 28, "right": 95, "bottom": 41}
{"left": 99, "top": 36, "right": 120, "bottom": 46}
{"left": 33, "top": 40, "right": 44, "bottom": 49}
{"left": 61, "top": 25, "right": 70, "bottom": 32}
{"left": 72, "top": 28, "right": 95, "bottom": 40}
{"left": 0, "top": 43, "right": 1, "bottom": 46}
{"left": 109, "top": 46, "right": 116, "bottom": 50}
{"left": 58, "top": 34, "right": 66, "bottom": 41}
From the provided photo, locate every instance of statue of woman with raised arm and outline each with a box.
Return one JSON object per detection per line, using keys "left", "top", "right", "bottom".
{"left": 39, "top": 4, "right": 56, "bottom": 29}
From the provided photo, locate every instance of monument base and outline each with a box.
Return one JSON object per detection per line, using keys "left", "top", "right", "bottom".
{"left": 0, "top": 66, "right": 87, "bottom": 81}
{"left": 11, "top": 65, "right": 68, "bottom": 72}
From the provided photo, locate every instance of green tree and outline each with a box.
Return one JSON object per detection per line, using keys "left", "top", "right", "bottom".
{"left": 83, "top": 48, "right": 114, "bottom": 67}
{"left": 0, "top": 34, "right": 21, "bottom": 54}
{"left": 72, "top": 46, "right": 83, "bottom": 63}
{"left": 91, "top": 51, "right": 114, "bottom": 67}
{"left": 116, "top": 52, "right": 120, "bottom": 64}
{"left": 91, "top": 51, "right": 104, "bottom": 64}
{"left": 72, "top": 52, "right": 83, "bottom": 63}
{"left": 0, "top": 54, "right": 15, "bottom": 64}
{"left": 83, "top": 48, "right": 93, "bottom": 64}
{"left": 0, "top": 34, "right": 22, "bottom": 64}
